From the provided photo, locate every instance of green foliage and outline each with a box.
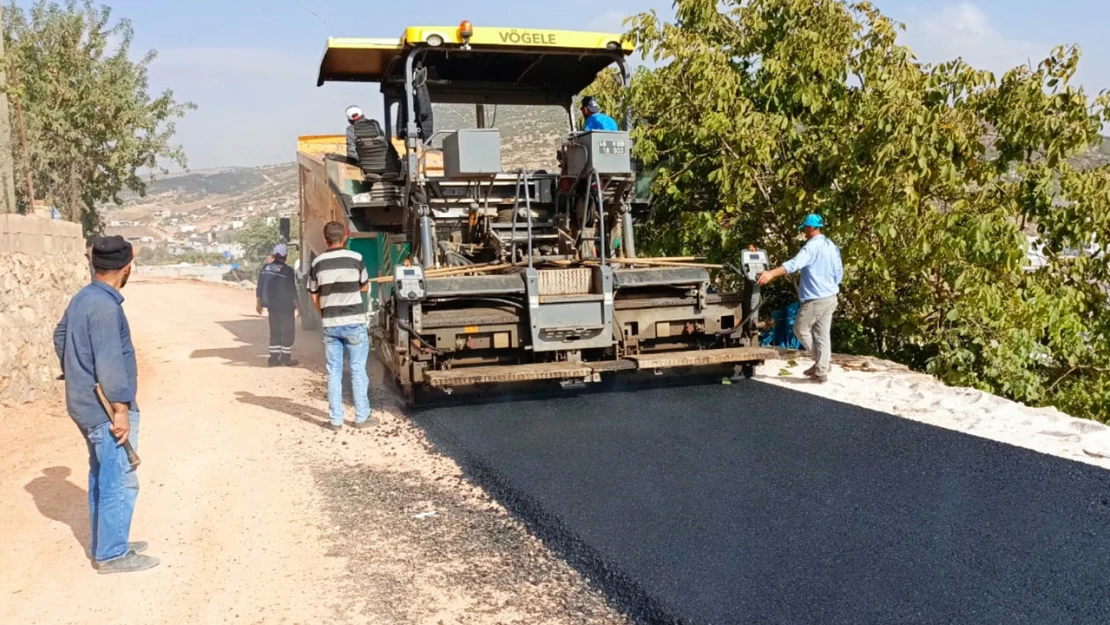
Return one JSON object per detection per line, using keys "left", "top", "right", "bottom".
{"left": 136, "top": 246, "right": 224, "bottom": 266}
{"left": 2, "top": 0, "right": 194, "bottom": 232}
{"left": 235, "top": 216, "right": 298, "bottom": 264}
{"left": 175, "top": 251, "right": 225, "bottom": 265}
{"left": 135, "top": 245, "right": 169, "bottom": 264}
{"left": 602, "top": 0, "right": 1110, "bottom": 419}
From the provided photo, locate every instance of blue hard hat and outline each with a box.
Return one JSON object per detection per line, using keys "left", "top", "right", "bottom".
{"left": 798, "top": 214, "right": 825, "bottom": 230}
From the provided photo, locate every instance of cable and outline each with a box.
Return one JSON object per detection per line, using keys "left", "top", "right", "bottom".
{"left": 290, "top": 0, "right": 332, "bottom": 28}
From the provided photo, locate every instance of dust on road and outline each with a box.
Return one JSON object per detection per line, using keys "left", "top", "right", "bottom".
{"left": 0, "top": 276, "right": 626, "bottom": 625}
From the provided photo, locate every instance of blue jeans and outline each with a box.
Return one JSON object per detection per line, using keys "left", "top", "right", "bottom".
{"left": 84, "top": 410, "right": 140, "bottom": 563}
{"left": 323, "top": 324, "right": 370, "bottom": 426}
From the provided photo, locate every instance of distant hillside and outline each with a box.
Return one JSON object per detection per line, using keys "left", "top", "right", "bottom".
{"left": 1069, "top": 136, "right": 1110, "bottom": 170}
{"left": 133, "top": 164, "right": 297, "bottom": 204}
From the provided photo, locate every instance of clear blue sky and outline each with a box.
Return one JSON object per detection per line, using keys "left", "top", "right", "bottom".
{"left": 73, "top": 0, "right": 1110, "bottom": 169}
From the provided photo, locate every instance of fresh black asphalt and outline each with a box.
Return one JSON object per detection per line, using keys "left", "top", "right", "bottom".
{"left": 411, "top": 380, "right": 1110, "bottom": 625}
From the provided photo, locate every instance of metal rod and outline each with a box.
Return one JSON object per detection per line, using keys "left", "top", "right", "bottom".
{"left": 622, "top": 205, "right": 636, "bottom": 259}
{"left": 524, "top": 171, "right": 535, "bottom": 269}
{"left": 420, "top": 213, "right": 435, "bottom": 268}
{"left": 593, "top": 170, "right": 606, "bottom": 268}
{"left": 510, "top": 172, "right": 522, "bottom": 263}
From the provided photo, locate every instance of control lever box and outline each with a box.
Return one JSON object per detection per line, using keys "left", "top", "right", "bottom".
{"left": 564, "top": 131, "right": 632, "bottom": 177}
{"left": 443, "top": 129, "right": 501, "bottom": 179}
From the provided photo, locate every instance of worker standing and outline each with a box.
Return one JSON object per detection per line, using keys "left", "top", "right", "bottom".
{"left": 757, "top": 214, "right": 843, "bottom": 382}
{"left": 308, "top": 222, "right": 374, "bottom": 431}
{"left": 256, "top": 243, "right": 299, "bottom": 366}
{"left": 580, "top": 96, "right": 619, "bottom": 131}
{"left": 52, "top": 236, "right": 159, "bottom": 573}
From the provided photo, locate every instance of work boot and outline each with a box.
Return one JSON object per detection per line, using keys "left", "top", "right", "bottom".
{"left": 352, "top": 415, "right": 377, "bottom": 430}
{"left": 281, "top": 357, "right": 299, "bottom": 367}
{"left": 803, "top": 365, "right": 819, "bottom": 378}
{"left": 95, "top": 551, "right": 160, "bottom": 574}
{"left": 268, "top": 357, "right": 280, "bottom": 367}
{"left": 88, "top": 542, "right": 146, "bottom": 561}
{"left": 325, "top": 422, "right": 343, "bottom": 432}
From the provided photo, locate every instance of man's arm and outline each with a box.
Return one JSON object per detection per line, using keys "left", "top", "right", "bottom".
{"left": 284, "top": 266, "right": 300, "bottom": 315}
{"left": 88, "top": 309, "right": 134, "bottom": 444}
{"left": 308, "top": 261, "right": 322, "bottom": 314}
{"left": 346, "top": 125, "right": 359, "bottom": 161}
{"left": 755, "top": 265, "right": 788, "bottom": 286}
{"left": 255, "top": 268, "right": 267, "bottom": 315}
{"left": 53, "top": 312, "right": 68, "bottom": 373}
{"left": 757, "top": 243, "right": 814, "bottom": 286}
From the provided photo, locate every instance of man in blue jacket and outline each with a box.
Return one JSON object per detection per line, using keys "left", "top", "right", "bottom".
{"left": 757, "top": 214, "right": 844, "bottom": 382}
{"left": 53, "top": 235, "right": 159, "bottom": 573}
{"left": 256, "top": 243, "right": 299, "bottom": 366}
{"left": 580, "top": 96, "right": 619, "bottom": 131}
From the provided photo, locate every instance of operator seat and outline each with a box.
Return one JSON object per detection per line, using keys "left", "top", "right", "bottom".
{"left": 350, "top": 118, "right": 403, "bottom": 181}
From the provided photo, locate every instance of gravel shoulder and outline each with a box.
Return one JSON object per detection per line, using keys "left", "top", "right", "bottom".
{"left": 0, "top": 276, "right": 626, "bottom": 625}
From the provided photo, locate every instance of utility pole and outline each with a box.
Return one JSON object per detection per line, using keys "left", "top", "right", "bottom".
{"left": 0, "top": 5, "right": 18, "bottom": 214}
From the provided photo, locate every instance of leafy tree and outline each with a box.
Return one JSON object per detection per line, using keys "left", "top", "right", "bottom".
{"left": 2, "top": 0, "right": 194, "bottom": 232}
{"left": 236, "top": 216, "right": 298, "bottom": 264}
{"left": 599, "top": 0, "right": 1110, "bottom": 419}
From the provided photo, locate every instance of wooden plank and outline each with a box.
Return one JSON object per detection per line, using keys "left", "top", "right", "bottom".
{"left": 424, "top": 362, "right": 593, "bottom": 387}
{"left": 628, "top": 347, "right": 776, "bottom": 370}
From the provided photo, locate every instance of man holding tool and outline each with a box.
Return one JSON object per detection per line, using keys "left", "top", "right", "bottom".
{"left": 53, "top": 235, "right": 159, "bottom": 573}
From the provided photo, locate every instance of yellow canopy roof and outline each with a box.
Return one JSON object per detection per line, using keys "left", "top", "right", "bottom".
{"left": 317, "top": 25, "right": 632, "bottom": 87}
{"left": 316, "top": 38, "right": 404, "bottom": 86}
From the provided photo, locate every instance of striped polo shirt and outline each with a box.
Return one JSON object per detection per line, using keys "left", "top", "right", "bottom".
{"left": 308, "top": 248, "right": 369, "bottom": 328}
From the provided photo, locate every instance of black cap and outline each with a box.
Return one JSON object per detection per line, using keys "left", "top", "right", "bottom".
{"left": 581, "top": 96, "right": 600, "bottom": 113}
{"left": 91, "top": 235, "right": 134, "bottom": 270}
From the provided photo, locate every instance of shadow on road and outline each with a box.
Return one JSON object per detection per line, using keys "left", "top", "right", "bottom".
{"left": 24, "top": 466, "right": 90, "bottom": 555}
{"left": 191, "top": 316, "right": 313, "bottom": 370}
{"left": 235, "top": 391, "right": 331, "bottom": 429}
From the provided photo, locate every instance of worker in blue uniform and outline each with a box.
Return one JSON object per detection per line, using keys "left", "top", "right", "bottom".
{"left": 580, "top": 96, "right": 619, "bottom": 131}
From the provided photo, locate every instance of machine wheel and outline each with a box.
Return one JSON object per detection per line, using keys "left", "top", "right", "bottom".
{"left": 741, "top": 363, "right": 756, "bottom": 380}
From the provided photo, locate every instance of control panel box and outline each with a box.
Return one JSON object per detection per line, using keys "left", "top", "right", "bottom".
{"left": 394, "top": 265, "right": 426, "bottom": 301}
{"left": 564, "top": 131, "right": 632, "bottom": 177}
{"left": 740, "top": 249, "right": 769, "bottom": 281}
{"left": 443, "top": 129, "right": 501, "bottom": 179}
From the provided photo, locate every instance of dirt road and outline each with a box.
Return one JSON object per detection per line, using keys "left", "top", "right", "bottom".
{"left": 0, "top": 276, "right": 625, "bottom": 625}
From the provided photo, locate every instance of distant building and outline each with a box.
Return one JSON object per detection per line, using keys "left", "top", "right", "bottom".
{"left": 231, "top": 220, "right": 245, "bottom": 230}
{"left": 153, "top": 209, "right": 172, "bottom": 219}
{"left": 180, "top": 225, "right": 197, "bottom": 233}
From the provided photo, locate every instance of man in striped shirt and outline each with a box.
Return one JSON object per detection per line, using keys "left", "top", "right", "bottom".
{"left": 308, "top": 222, "right": 373, "bottom": 430}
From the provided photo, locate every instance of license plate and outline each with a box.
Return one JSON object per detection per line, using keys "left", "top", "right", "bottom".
{"left": 597, "top": 140, "right": 627, "bottom": 155}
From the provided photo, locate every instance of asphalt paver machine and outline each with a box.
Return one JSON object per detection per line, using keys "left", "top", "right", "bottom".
{"left": 300, "top": 22, "right": 773, "bottom": 403}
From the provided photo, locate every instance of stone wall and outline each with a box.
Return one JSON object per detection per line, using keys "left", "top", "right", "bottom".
{"left": 0, "top": 214, "right": 87, "bottom": 406}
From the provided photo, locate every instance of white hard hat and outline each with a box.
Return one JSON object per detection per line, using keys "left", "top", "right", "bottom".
{"left": 345, "top": 105, "right": 363, "bottom": 121}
